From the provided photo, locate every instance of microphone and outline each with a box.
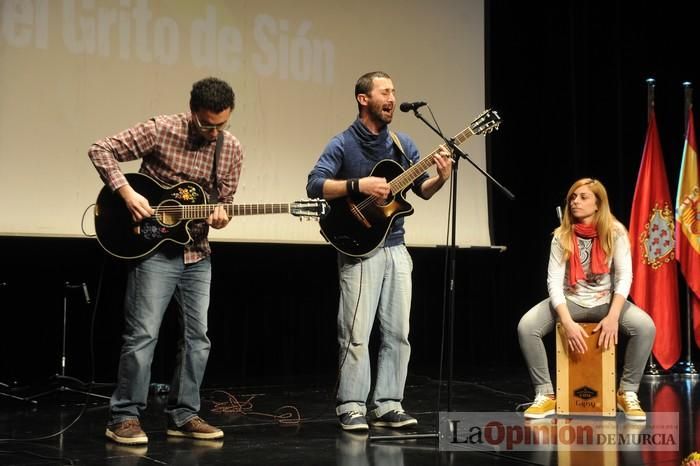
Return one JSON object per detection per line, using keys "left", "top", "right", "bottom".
{"left": 82, "top": 282, "right": 91, "bottom": 304}
{"left": 399, "top": 101, "right": 427, "bottom": 112}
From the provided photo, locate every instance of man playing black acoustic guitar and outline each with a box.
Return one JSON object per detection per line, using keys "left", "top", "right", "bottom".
{"left": 88, "top": 77, "right": 243, "bottom": 445}
{"left": 306, "top": 71, "right": 452, "bottom": 431}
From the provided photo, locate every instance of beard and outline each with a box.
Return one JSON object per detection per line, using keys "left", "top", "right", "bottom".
{"left": 367, "top": 100, "right": 394, "bottom": 126}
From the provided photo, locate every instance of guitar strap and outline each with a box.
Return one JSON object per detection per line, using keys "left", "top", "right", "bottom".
{"left": 389, "top": 131, "right": 413, "bottom": 167}
{"left": 211, "top": 131, "right": 224, "bottom": 202}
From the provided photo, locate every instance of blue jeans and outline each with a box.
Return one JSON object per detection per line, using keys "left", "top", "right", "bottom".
{"left": 335, "top": 245, "right": 413, "bottom": 418}
{"left": 109, "top": 249, "right": 212, "bottom": 427}
{"left": 517, "top": 298, "right": 656, "bottom": 395}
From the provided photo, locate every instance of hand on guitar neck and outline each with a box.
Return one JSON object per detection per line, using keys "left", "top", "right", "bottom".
{"left": 203, "top": 205, "right": 230, "bottom": 229}
{"left": 421, "top": 146, "right": 453, "bottom": 199}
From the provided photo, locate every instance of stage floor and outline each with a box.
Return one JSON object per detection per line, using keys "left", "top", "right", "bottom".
{"left": 0, "top": 369, "right": 698, "bottom": 465}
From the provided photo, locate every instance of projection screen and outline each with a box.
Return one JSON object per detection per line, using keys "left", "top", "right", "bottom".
{"left": 0, "top": 0, "right": 491, "bottom": 247}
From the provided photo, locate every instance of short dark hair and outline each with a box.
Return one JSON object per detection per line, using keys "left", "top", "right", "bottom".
{"left": 189, "top": 77, "right": 235, "bottom": 112}
{"left": 354, "top": 71, "right": 391, "bottom": 98}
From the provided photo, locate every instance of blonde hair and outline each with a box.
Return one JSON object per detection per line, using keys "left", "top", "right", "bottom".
{"left": 554, "top": 178, "right": 622, "bottom": 261}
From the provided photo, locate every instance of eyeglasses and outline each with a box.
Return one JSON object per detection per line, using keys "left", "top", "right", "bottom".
{"left": 193, "top": 113, "right": 230, "bottom": 132}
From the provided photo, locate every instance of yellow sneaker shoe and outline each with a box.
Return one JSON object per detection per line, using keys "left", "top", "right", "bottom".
{"left": 617, "top": 390, "right": 646, "bottom": 421}
{"left": 524, "top": 394, "right": 556, "bottom": 419}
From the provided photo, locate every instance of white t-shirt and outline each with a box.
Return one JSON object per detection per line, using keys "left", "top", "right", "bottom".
{"left": 547, "top": 223, "right": 633, "bottom": 309}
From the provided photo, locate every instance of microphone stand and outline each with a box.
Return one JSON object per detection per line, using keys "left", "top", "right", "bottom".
{"left": 412, "top": 107, "right": 513, "bottom": 408}
{"left": 371, "top": 107, "right": 513, "bottom": 443}
{"left": 25, "top": 282, "right": 109, "bottom": 403}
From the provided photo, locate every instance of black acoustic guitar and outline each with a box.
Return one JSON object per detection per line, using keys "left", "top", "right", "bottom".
{"left": 95, "top": 173, "right": 329, "bottom": 259}
{"left": 319, "top": 109, "right": 501, "bottom": 257}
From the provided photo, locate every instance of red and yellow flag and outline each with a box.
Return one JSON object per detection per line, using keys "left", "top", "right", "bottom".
{"left": 628, "top": 109, "right": 681, "bottom": 369}
{"left": 676, "top": 107, "right": 700, "bottom": 348}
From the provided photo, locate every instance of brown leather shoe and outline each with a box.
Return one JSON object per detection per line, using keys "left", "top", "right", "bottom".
{"left": 105, "top": 419, "right": 148, "bottom": 445}
{"left": 167, "top": 416, "right": 224, "bottom": 440}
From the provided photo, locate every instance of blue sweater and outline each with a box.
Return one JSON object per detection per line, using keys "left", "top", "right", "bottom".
{"left": 306, "top": 119, "right": 429, "bottom": 248}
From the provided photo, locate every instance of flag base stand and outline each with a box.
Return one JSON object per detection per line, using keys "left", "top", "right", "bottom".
{"left": 642, "top": 357, "right": 669, "bottom": 379}
{"left": 672, "top": 360, "right": 699, "bottom": 378}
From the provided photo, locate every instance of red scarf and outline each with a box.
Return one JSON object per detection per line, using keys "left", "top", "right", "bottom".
{"left": 568, "top": 223, "right": 609, "bottom": 286}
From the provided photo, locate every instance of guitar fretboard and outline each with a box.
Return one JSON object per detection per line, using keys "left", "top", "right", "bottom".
{"left": 159, "top": 203, "right": 292, "bottom": 220}
{"left": 389, "top": 126, "right": 475, "bottom": 193}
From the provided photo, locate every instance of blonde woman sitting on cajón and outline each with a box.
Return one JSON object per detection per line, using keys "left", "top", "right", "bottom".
{"left": 517, "top": 178, "right": 656, "bottom": 421}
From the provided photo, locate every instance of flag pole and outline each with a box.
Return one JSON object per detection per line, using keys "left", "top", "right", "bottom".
{"left": 643, "top": 78, "right": 664, "bottom": 377}
{"left": 647, "top": 77, "right": 655, "bottom": 121}
{"left": 675, "top": 81, "right": 698, "bottom": 377}
{"left": 684, "top": 82, "right": 692, "bottom": 128}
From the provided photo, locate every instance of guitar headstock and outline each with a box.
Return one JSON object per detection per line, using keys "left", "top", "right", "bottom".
{"left": 470, "top": 109, "right": 502, "bottom": 136}
{"left": 290, "top": 199, "right": 331, "bottom": 220}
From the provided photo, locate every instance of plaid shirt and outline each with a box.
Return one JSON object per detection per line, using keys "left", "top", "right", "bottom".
{"left": 89, "top": 112, "right": 244, "bottom": 263}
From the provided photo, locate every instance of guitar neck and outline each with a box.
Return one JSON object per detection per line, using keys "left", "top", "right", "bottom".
{"left": 179, "top": 203, "right": 291, "bottom": 219}
{"left": 389, "top": 126, "right": 476, "bottom": 193}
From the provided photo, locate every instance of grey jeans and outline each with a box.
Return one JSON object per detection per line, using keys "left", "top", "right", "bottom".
{"left": 517, "top": 298, "right": 656, "bottom": 395}
{"left": 335, "top": 245, "right": 413, "bottom": 418}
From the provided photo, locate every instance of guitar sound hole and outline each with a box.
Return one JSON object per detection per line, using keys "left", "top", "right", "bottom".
{"left": 156, "top": 201, "right": 182, "bottom": 226}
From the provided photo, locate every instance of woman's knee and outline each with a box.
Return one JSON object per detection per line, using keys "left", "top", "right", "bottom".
{"left": 517, "top": 315, "right": 530, "bottom": 339}
{"left": 518, "top": 312, "right": 541, "bottom": 340}
{"left": 629, "top": 308, "right": 656, "bottom": 339}
{"left": 641, "top": 315, "right": 656, "bottom": 339}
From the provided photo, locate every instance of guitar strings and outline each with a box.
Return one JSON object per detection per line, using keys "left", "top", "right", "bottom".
{"left": 131, "top": 200, "right": 323, "bottom": 222}
{"left": 143, "top": 204, "right": 294, "bottom": 216}
{"left": 147, "top": 204, "right": 293, "bottom": 211}
{"left": 351, "top": 146, "right": 443, "bottom": 213}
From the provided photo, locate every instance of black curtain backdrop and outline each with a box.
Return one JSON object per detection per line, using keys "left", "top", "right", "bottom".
{"left": 1, "top": 1, "right": 698, "bottom": 394}
{"left": 485, "top": 0, "right": 699, "bottom": 370}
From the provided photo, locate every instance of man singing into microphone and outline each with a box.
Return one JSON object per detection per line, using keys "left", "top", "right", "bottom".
{"left": 306, "top": 71, "right": 452, "bottom": 431}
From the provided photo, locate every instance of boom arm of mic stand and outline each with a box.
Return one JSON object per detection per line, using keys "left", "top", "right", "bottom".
{"left": 410, "top": 109, "right": 515, "bottom": 200}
